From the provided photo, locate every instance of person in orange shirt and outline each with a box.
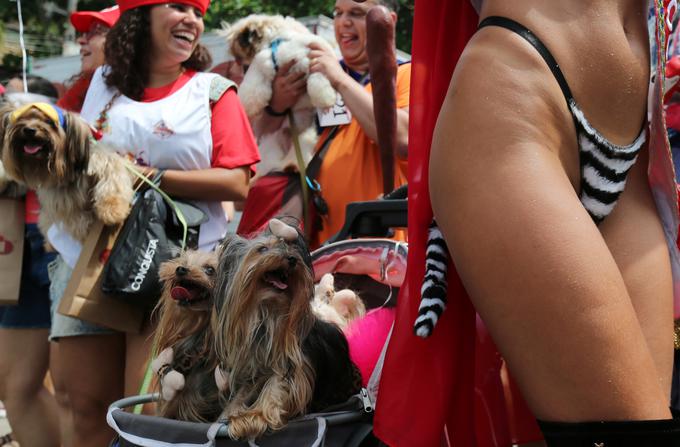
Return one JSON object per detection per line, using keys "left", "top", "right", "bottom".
{"left": 259, "top": 0, "right": 409, "bottom": 247}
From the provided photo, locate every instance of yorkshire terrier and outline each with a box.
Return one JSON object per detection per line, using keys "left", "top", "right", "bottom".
{"left": 0, "top": 102, "right": 133, "bottom": 242}
{"left": 213, "top": 218, "right": 362, "bottom": 440}
{"left": 151, "top": 248, "right": 222, "bottom": 422}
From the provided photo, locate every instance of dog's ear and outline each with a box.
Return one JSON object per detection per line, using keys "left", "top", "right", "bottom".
{"left": 0, "top": 104, "right": 13, "bottom": 154}
{"left": 57, "top": 111, "right": 91, "bottom": 181}
{"left": 237, "top": 27, "right": 262, "bottom": 60}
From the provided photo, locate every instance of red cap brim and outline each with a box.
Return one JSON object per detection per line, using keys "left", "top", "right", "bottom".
{"left": 70, "top": 6, "right": 120, "bottom": 32}
{"left": 116, "top": 0, "right": 209, "bottom": 15}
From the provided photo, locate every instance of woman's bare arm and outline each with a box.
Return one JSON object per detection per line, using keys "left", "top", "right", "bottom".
{"left": 139, "top": 166, "right": 250, "bottom": 202}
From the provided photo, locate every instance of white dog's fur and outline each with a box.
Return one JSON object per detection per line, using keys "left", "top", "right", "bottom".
{"left": 224, "top": 15, "right": 338, "bottom": 178}
{"left": 312, "top": 273, "right": 366, "bottom": 329}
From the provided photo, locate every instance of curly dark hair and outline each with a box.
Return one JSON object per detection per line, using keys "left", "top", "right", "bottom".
{"left": 104, "top": 7, "right": 212, "bottom": 100}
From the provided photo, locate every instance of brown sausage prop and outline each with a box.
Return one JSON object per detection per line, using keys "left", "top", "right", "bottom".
{"left": 365, "top": 5, "right": 398, "bottom": 196}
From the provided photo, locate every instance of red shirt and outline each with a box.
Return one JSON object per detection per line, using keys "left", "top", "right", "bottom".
{"left": 57, "top": 73, "right": 93, "bottom": 113}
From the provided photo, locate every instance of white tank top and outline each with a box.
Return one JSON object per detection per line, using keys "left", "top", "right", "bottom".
{"left": 49, "top": 67, "right": 229, "bottom": 267}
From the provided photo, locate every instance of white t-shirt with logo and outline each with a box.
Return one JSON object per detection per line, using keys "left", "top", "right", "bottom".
{"left": 49, "top": 66, "right": 232, "bottom": 267}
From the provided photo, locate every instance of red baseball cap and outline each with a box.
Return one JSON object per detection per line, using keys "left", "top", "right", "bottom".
{"left": 70, "top": 5, "right": 120, "bottom": 33}
{"left": 116, "top": 0, "right": 210, "bottom": 15}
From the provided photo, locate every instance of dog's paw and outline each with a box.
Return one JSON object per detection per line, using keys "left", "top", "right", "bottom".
{"left": 307, "top": 73, "right": 337, "bottom": 108}
{"left": 95, "top": 196, "right": 131, "bottom": 225}
{"left": 160, "top": 369, "right": 186, "bottom": 401}
{"left": 332, "top": 289, "right": 365, "bottom": 321}
{"left": 314, "top": 273, "right": 335, "bottom": 303}
{"left": 227, "top": 411, "right": 270, "bottom": 441}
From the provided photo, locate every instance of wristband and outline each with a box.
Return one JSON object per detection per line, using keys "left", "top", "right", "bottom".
{"left": 265, "top": 105, "right": 289, "bottom": 117}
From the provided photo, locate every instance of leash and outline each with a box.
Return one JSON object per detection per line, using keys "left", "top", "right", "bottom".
{"left": 122, "top": 162, "right": 189, "bottom": 251}
{"left": 287, "top": 111, "right": 311, "bottom": 236}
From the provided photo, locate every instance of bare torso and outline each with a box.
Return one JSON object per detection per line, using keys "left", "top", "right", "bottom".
{"left": 430, "top": 0, "right": 673, "bottom": 421}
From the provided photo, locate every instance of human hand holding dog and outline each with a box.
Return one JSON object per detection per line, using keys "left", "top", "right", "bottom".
{"left": 309, "top": 41, "right": 348, "bottom": 89}
{"left": 270, "top": 60, "right": 307, "bottom": 114}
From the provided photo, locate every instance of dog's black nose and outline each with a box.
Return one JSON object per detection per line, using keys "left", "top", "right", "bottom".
{"left": 287, "top": 256, "right": 297, "bottom": 268}
{"left": 22, "top": 127, "right": 37, "bottom": 138}
{"left": 176, "top": 266, "right": 188, "bottom": 276}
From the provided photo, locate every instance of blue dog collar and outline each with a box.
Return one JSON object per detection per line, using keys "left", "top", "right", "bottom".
{"left": 270, "top": 38, "right": 286, "bottom": 72}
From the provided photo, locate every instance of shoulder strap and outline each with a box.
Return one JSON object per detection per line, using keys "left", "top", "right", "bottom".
{"left": 478, "top": 16, "right": 574, "bottom": 105}
{"left": 209, "top": 75, "right": 237, "bottom": 103}
{"left": 306, "top": 125, "right": 341, "bottom": 181}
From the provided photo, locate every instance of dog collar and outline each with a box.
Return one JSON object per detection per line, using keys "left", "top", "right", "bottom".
{"left": 270, "top": 38, "right": 286, "bottom": 72}
{"left": 10, "top": 102, "right": 67, "bottom": 130}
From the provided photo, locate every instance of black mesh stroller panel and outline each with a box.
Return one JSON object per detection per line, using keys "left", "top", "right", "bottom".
{"left": 109, "top": 395, "right": 375, "bottom": 447}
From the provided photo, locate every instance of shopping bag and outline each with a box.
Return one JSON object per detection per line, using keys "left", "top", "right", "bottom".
{"left": 0, "top": 198, "right": 25, "bottom": 305}
{"left": 101, "top": 187, "right": 206, "bottom": 309}
{"left": 58, "top": 220, "right": 145, "bottom": 333}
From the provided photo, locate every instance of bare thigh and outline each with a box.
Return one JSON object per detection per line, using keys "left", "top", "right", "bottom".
{"left": 57, "top": 334, "right": 125, "bottom": 410}
{"left": 0, "top": 328, "right": 50, "bottom": 397}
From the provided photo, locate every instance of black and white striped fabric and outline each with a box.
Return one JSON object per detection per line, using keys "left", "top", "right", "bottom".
{"left": 572, "top": 101, "right": 645, "bottom": 223}
{"left": 478, "top": 16, "right": 645, "bottom": 224}
{"left": 414, "top": 220, "right": 449, "bottom": 338}
{"left": 413, "top": 17, "right": 646, "bottom": 338}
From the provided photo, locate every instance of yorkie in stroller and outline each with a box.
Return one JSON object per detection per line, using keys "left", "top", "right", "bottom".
{"left": 151, "top": 248, "right": 222, "bottom": 422}
{"left": 212, "top": 218, "right": 362, "bottom": 440}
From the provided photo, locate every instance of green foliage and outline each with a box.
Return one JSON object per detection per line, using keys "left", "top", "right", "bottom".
{"left": 2, "top": 0, "right": 68, "bottom": 59}
{"left": 205, "top": 0, "right": 335, "bottom": 28}
{"left": 0, "top": 0, "right": 413, "bottom": 60}
{"left": 205, "top": 0, "right": 413, "bottom": 53}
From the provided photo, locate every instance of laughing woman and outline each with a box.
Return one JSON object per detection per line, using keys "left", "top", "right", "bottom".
{"left": 46, "top": 1, "right": 259, "bottom": 445}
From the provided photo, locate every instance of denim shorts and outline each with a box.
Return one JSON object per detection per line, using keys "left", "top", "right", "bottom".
{"left": 48, "top": 255, "right": 115, "bottom": 341}
{"left": 0, "top": 224, "right": 55, "bottom": 329}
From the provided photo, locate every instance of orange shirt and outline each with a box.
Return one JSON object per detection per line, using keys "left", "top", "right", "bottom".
{"left": 313, "top": 63, "right": 411, "bottom": 247}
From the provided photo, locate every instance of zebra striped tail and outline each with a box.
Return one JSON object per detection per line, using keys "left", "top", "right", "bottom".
{"left": 413, "top": 220, "right": 449, "bottom": 338}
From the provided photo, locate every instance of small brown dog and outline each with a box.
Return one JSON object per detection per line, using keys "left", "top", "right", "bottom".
{"left": 0, "top": 102, "right": 133, "bottom": 242}
{"left": 152, "top": 248, "right": 222, "bottom": 422}
{"left": 213, "top": 219, "right": 361, "bottom": 440}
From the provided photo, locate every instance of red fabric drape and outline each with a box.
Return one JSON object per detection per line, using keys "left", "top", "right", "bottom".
{"left": 373, "top": 1, "right": 480, "bottom": 446}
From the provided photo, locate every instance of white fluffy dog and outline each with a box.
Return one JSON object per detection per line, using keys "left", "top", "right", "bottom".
{"left": 224, "top": 14, "right": 338, "bottom": 178}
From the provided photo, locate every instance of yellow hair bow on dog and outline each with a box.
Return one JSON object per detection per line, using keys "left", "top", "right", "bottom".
{"left": 9, "top": 102, "right": 66, "bottom": 129}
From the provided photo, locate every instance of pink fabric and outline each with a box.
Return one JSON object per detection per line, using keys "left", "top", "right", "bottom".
{"left": 345, "top": 307, "right": 395, "bottom": 387}
{"left": 312, "top": 245, "right": 406, "bottom": 287}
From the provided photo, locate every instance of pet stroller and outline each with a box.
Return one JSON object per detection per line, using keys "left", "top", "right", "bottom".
{"left": 106, "top": 194, "right": 409, "bottom": 447}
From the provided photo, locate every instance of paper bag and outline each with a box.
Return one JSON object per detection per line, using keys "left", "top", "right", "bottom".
{"left": 0, "top": 198, "right": 25, "bottom": 306}
{"left": 58, "top": 220, "right": 144, "bottom": 333}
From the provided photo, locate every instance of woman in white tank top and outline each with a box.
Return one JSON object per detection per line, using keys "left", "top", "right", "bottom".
{"left": 47, "top": 1, "right": 259, "bottom": 446}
